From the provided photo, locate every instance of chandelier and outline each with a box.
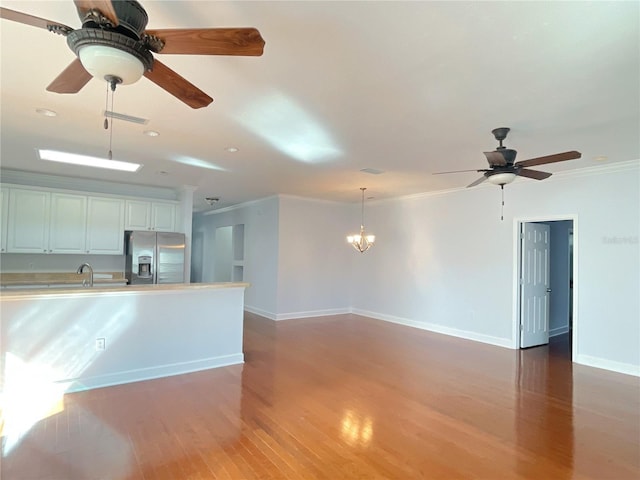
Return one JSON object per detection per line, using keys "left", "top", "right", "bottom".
{"left": 347, "top": 187, "right": 375, "bottom": 253}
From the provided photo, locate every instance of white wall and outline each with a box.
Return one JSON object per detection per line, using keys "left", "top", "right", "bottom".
{"left": 0, "top": 253, "right": 125, "bottom": 273}
{"left": 351, "top": 161, "right": 640, "bottom": 375}
{"left": 192, "top": 196, "right": 280, "bottom": 316}
{"left": 276, "top": 195, "right": 353, "bottom": 319}
{"left": 213, "top": 226, "right": 233, "bottom": 282}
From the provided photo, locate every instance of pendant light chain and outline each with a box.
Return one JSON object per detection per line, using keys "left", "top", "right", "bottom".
{"left": 360, "top": 187, "right": 365, "bottom": 228}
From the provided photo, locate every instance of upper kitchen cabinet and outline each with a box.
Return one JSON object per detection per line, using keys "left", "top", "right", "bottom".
{"left": 86, "top": 196, "right": 125, "bottom": 254}
{"left": 4, "top": 187, "right": 125, "bottom": 255}
{"left": 7, "top": 188, "right": 51, "bottom": 253}
{"left": 125, "top": 199, "right": 179, "bottom": 232}
{"left": 0, "top": 187, "right": 8, "bottom": 253}
{"left": 49, "top": 193, "right": 88, "bottom": 254}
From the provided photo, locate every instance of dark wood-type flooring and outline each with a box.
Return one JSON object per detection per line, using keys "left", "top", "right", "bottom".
{"left": 2, "top": 313, "right": 639, "bottom": 479}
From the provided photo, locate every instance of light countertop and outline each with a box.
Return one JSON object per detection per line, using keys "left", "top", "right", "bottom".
{"left": 0, "top": 282, "right": 250, "bottom": 298}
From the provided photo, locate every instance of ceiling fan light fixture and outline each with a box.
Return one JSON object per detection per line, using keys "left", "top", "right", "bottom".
{"left": 487, "top": 172, "right": 517, "bottom": 186}
{"left": 78, "top": 44, "right": 144, "bottom": 85}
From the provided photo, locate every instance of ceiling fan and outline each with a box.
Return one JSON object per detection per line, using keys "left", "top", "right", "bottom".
{"left": 0, "top": 0, "right": 265, "bottom": 109}
{"left": 434, "top": 127, "right": 582, "bottom": 187}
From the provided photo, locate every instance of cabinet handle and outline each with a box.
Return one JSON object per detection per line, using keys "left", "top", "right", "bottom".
{"left": 43, "top": 249, "right": 47, "bottom": 252}
{"left": 49, "top": 249, "right": 52, "bottom": 253}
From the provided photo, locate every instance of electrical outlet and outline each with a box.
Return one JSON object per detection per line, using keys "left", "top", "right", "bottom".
{"left": 95, "top": 338, "right": 106, "bottom": 351}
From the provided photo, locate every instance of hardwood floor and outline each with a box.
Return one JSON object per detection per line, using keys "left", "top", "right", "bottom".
{"left": 2, "top": 313, "right": 639, "bottom": 479}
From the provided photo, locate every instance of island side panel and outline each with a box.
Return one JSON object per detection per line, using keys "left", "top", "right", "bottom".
{"left": 1, "top": 286, "right": 246, "bottom": 393}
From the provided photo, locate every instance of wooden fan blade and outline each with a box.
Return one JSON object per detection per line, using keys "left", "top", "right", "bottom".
{"left": 46, "top": 58, "right": 92, "bottom": 94}
{"left": 484, "top": 151, "right": 506, "bottom": 167}
{"left": 467, "top": 175, "right": 488, "bottom": 188}
{"left": 515, "top": 151, "right": 581, "bottom": 168}
{"left": 145, "top": 28, "right": 265, "bottom": 56}
{"left": 0, "top": 7, "right": 72, "bottom": 31}
{"left": 74, "top": 0, "right": 118, "bottom": 26}
{"left": 144, "top": 59, "right": 213, "bottom": 109}
{"left": 517, "top": 168, "right": 552, "bottom": 180}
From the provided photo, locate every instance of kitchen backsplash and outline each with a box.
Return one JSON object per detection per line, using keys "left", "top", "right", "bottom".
{"left": 0, "top": 253, "right": 125, "bottom": 273}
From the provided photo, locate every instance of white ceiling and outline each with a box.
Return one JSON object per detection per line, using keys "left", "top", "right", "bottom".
{"left": 1, "top": 1, "right": 638, "bottom": 211}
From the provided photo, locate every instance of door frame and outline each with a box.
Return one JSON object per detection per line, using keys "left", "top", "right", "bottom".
{"left": 512, "top": 214, "right": 579, "bottom": 360}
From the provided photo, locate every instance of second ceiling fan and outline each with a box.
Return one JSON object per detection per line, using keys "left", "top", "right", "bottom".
{"left": 0, "top": 0, "right": 266, "bottom": 108}
{"left": 435, "top": 127, "right": 582, "bottom": 187}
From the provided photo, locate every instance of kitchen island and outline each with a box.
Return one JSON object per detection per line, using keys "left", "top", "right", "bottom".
{"left": 0, "top": 282, "right": 249, "bottom": 393}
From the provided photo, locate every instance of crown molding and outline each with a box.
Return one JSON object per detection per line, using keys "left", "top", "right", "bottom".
{"left": 0, "top": 168, "right": 180, "bottom": 200}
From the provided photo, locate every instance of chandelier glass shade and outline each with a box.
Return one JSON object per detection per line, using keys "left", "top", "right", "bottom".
{"left": 347, "top": 187, "right": 375, "bottom": 253}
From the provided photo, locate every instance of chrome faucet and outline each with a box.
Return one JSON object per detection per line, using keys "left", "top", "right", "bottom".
{"left": 77, "top": 262, "right": 94, "bottom": 287}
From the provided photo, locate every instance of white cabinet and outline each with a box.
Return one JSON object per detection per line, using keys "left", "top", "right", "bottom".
{"left": 124, "top": 200, "right": 151, "bottom": 230}
{"left": 152, "top": 202, "right": 177, "bottom": 231}
{"left": 86, "top": 196, "right": 125, "bottom": 254}
{"left": 0, "top": 187, "right": 8, "bottom": 253}
{"left": 125, "top": 199, "right": 178, "bottom": 232}
{"left": 5, "top": 189, "right": 125, "bottom": 255}
{"left": 7, "top": 189, "right": 50, "bottom": 253}
{"left": 49, "top": 193, "right": 87, "bottom": 254}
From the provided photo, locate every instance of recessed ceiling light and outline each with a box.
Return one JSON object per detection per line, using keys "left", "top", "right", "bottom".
{"left": 36, "top": 108, "right": 57, "bottom": 117}
{"left": 594, "top": 155, "right": 608, "bottom": 162}
{"left": 38, "top": 149, "right": 142, "bottom": 172}
{"left": 144, "top": 130, "right": 160, "bottom": 137}
{"left": 225, "top": 147, "right": 239, "bottom": 153}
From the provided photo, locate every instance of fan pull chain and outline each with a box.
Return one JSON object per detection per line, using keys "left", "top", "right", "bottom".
{"left": 108, "top": 84, "right": 115, "bottom": 160}
{"left": 501, "top": 185, "right": 505, "bottom": 221}
{"left": 104, "top": 82, "right": 109, "bottom": 130}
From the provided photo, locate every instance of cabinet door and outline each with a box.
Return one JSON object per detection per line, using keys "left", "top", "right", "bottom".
{"left": 0, "top": 188, "right": 8, "bottom": 253}
{"left": 7, "top": 189, "right": 50, "bottom": 253}
{"left": 86, "top": 196, "right": 125, "bottom": 254}
{"left": 49, "top": 193, "right": 87, "bottom": 254}
{"left": 152, "top": 202, "right": 177, "bottom": 232}
{"left": 125, "top": 200, "right": 151, "bottom": 230}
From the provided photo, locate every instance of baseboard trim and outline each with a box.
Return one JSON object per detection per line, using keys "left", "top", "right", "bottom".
{"left": 244, "top": 305, "right": 277, "bottom": 320}
{"left": 61, "top": 353, "right": 245, "bottom": 393}
{"left": 550, "top": 326, "right": 570, "bottom": 337}
{"left": 352, "top": 308, "right": 512, "bottom": 349}
{"left": 575, "top": 354, "right": 639, "bottom": 377}
{"left": 275, "top": 308, "right": 351, "bottom": 321}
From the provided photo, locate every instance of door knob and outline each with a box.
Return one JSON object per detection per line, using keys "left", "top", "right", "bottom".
{"left": 546, "top": 288, "right": 552, "bottom": 293}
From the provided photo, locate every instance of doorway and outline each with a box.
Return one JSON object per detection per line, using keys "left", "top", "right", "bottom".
{"left": 213, "top": 224, "right": 245, "bottom": 282}
{"left": 514, "top": 217, "right": 576, "bottom": 360}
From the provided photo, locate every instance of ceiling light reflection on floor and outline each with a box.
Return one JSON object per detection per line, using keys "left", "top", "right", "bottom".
{"left": 340, "top": 409, "right": 373, "bottom": 447}
{"left": 236, "top": 92, "right": 342, "bottom": 163}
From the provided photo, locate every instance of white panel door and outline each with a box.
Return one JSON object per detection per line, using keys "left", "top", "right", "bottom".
{"left": 520, "top": 222, "right": 551, "bottom": 348}
{"left": 49, "top": 193, "right": 87, "bottom": 254}
{"left": 7, "top": 189, "right": 50, "bottom": 253}
{"left": 86, "top": 196, "right": 125, "bottom": 254}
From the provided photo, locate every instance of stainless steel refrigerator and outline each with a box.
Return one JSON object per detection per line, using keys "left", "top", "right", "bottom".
{"left": 124, "top": 231, "right": 186, "bottom": 285}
